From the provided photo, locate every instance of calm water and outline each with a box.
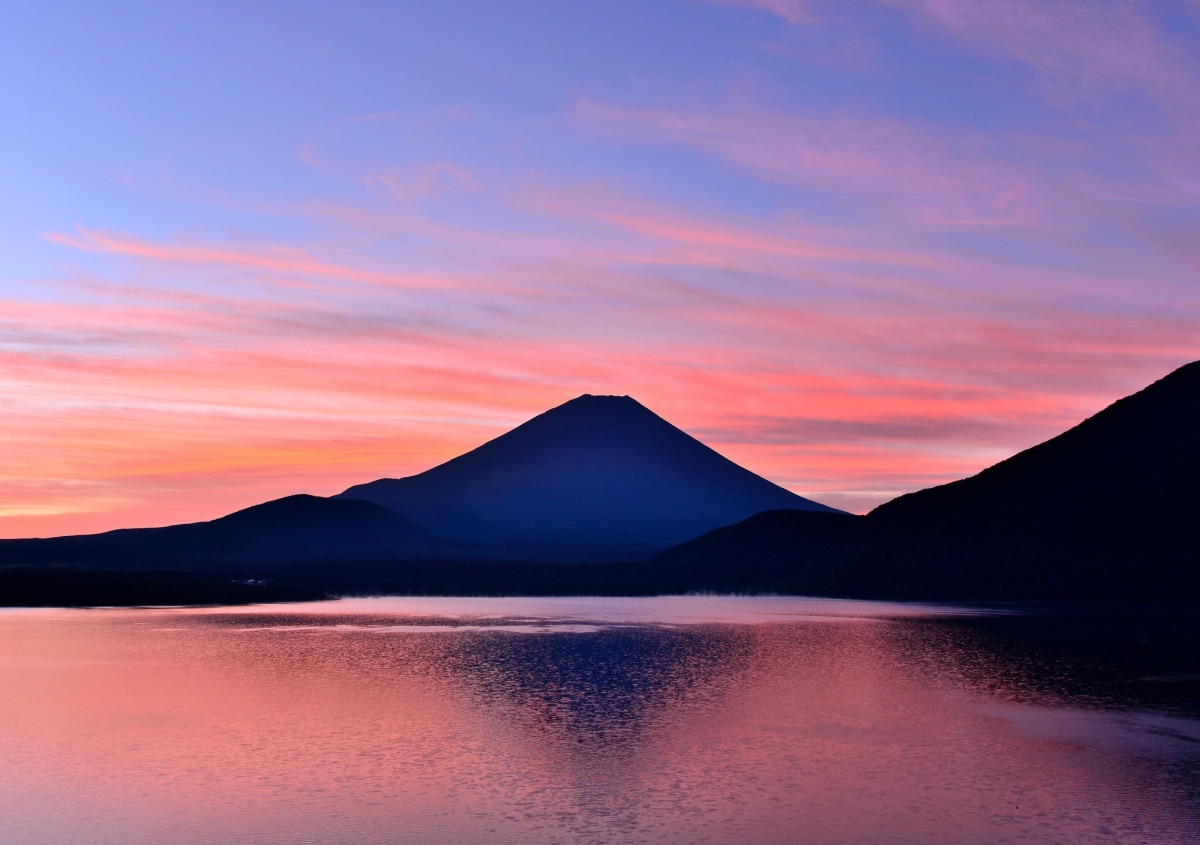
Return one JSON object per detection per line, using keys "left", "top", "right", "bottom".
{"left": 1, "top": 596, "right": 1198, "bottom": 844}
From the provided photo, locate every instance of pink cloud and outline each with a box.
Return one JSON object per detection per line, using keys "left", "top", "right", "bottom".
{"left": 890, "top": 0, "right": 1200, "bottom": 108}
{"left": 14, "top": 147, "right": 1197, "bottom": 535}
{"left": 44, "top": 227, "right": 478, "bottom": 293}
{"left": 509, "top": 178, "right": 1200, "bottom": 341}
{"left": 577, "top": 100, "right": 1047, "bottom": 228}
{"left": 2, "top": 288, "right": 1191, "bottom": 536}
{"left": 712, "top": 0, "right": 813, "bottom": 24}
{"left": 682, "top": 2, "right": 1200, "bottom": 224}
{"left": 368, "top": 162, "right": 479, "bottom": 200}
{"left": 731, "top": 0, "right": 1199, "bottom": 113}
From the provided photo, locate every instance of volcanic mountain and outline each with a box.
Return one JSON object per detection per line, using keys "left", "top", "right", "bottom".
{"left": 338, "top": 394, "right": 837, "bottom": 560}
{"left": 652, "top": 360, "right": 1200, "bottom": 600}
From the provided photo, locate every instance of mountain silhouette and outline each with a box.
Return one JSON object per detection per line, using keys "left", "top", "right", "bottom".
{"left": 651, "top": 509, "right": 863, "bottom": 593}
{"left": 651, "top": 360, "right": 1200, "bottom": 600}
{"left": 0, "top": 494, "right": 446, "bottom": 568}
{"left": 7, "top": 366, "right": 1195, "bottom": 605}
{"left": 338, "top": 394, "right": 838, "bottom": 560}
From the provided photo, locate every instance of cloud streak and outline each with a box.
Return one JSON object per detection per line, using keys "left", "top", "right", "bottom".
{"left": 578, "top": 100, "right": 1047, "bottom": 228}
{"left": 44, "top": 228, "right": 478, "bottom": 293}
{"left": 4, "top": 1, "right": 1197, "bottom": 536}
{"left": 891, "top": 0, "right": 1200, "bottom": 109}
{"left": 10, "top": 193, "right": 1194, "bottom": 537}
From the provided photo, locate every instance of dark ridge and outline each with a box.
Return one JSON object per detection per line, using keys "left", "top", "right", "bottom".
{"left": 0, "top": 494, "right": 451, "bottom": 570}
{"left": 5, "top": 365, "right": 1196, "bottom": 604}
{"left": 835, "top": 360, "right": 1200, "bottom": 599}
{"left": 649, "top": 510, "right": 864, "bottom": 593}
{"left": 0, "top": 567, "right": 325, "bottom": 607}
{"left": 649, "top": 361, "right": 1200, "bottom": 602}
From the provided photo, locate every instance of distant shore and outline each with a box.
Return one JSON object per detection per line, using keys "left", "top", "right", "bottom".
{"left": 0, "top": 560, "right": 669, "bottom": 608}
{"left": 0, "top": 566, "right": 326, "bottom": 608}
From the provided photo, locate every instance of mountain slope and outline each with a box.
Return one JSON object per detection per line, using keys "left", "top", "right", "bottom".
{"left": 339, "top": 394, "right": 838, "bottom": 560}
{"left": 651, "top": 361, "right": 1200, "bottom": 600}
{"left": 650, "top": 509, "right": 864, "bottom": 593}
{"left": 0, "top": 494, "right": 447, "bottom": 568}
{"left": 843, "top": 360, "right": 1200, "bottom": 598}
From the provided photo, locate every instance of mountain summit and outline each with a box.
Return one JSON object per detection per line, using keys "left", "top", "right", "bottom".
{"left": 338, "top": 394, "right": 837, "bottom": 560}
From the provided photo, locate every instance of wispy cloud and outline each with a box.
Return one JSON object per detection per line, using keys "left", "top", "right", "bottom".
{"left": 711, "top": 0, "right": 814, "bottom": 24}
{"left": 890, "top": 0, "right": 1200, "bottom": 109}
{"left": 22, "top": 161, "right": 1194, "bottom": 537}
{"left": 44, "top": 227, "right": 477, "bottom": 293}
{"left": 577, "top": 100, "right": 1047, "bottom": 228}
{"left": 369, "top": 162, "right": 480, "bottom": 200}
{"left": 735, "top": 0, "right": 1199, "bottom": 114}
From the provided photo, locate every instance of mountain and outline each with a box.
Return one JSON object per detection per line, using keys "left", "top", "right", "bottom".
{"left": 14, "top": 365, "right": 1193, "bottom": 604}
{"left": 651, "top": 361, "right": 1200, "bottom": 601}
{"left": 847, "top": 359, "right": 1200, "bottom": 599}
{"left": 338, "top": 394, "right": 838, "bottom": 560}
{"left": 650, "top": 509, "right": 863, "bottom": 593}
{"left": 0, "top": 494, "right": 446, "bottom": 569}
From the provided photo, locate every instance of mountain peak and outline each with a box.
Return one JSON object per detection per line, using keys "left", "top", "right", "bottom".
{"left": 524, "top": 393, "right": 658, "bottom": 433}
{"left": 339, "top": 394, "right": 837, "bottom": 560}
{"left": 549, "top": 393, "right": 644, "bottom": 414}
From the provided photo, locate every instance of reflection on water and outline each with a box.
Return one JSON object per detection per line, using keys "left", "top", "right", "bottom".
{"left": 1, "top": 597, "right": 1197, "bottom": 844}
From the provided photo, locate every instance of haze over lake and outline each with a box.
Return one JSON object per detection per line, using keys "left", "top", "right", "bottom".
{"left": 3, "top": 597, "right": 1198, "bottom": 844}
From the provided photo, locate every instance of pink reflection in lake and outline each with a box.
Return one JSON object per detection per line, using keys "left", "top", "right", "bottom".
{"left": 0, "top": 597, "right": 1197, "bottom": 844}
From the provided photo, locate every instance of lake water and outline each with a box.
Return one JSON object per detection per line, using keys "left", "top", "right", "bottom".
{"left": 1, "top": 596, "right": 1198, "bottom": 844}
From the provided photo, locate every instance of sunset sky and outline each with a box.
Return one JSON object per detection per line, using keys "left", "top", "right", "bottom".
{"left": 3, "top": 0, "right": 1198, "bottom": 537}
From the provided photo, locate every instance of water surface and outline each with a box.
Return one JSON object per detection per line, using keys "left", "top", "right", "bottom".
{"left": 1, "top": 596, "right": 1197, "bottom": 844}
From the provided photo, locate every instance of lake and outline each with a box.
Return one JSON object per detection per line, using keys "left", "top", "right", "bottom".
{"left": 2, "top": 596, "right": 1198, "bottom": 844}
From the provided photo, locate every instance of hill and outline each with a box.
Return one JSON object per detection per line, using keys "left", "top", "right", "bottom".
{"left": 0, "top": 494, "right": 447, "bottom": 569}
{"left": 652, "top": 361, "right": 1200, "bottom": 600}
{"left": 650, "top": 509, "right": 863, "bottom": 593}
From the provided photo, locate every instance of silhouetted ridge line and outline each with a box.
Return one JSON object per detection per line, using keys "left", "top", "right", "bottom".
{"left": 0, "top": 494, "right": 449, "bottom": 568}
{"left": 338, "top": 393, "right": 839, "bottom": 560}
{"left": 10, "top": 366, "right": 1195, "bottom": 605}
{"left": 651, "top": 360, "right": 1200, "bottom": 601}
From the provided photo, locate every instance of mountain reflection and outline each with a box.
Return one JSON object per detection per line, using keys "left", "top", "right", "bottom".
{"left": 440, "top": 625, "right": 754, "bottom": 754}
{"left": 202, "top": 605, "right": 758, "bottom": 758}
